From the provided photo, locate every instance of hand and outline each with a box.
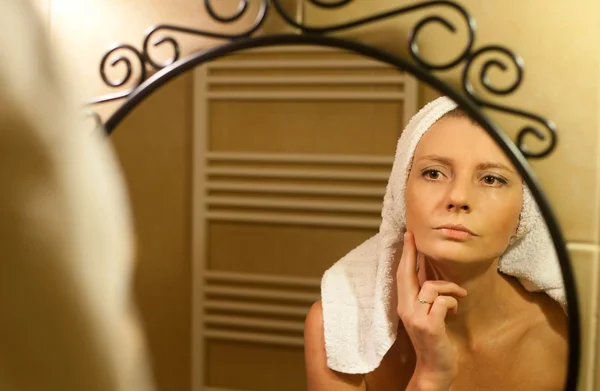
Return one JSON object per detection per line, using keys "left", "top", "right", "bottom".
{"left": 396, "top": 231, "right": 468, "bottom": 389}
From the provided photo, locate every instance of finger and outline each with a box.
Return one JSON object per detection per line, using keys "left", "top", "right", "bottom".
{"left": 416, "top": 251, "right": 427, "bottom": 286}
{"left": 419, "top": 280, "right": 468, "bottom": 299}
{"left": 415, "top": 280, "right": 466, "bottom": 317}
{"left": 396, "top": 232, "right": 420, "bottom": 305}
{"left": 429, "top": 295, "right": 459, "bottom": 320}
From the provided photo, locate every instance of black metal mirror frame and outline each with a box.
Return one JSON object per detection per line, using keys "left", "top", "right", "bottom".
{"left": 87, "top": 1, "right": 580, "bottom": 389}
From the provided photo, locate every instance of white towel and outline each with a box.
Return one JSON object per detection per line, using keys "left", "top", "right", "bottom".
{"left": 320, "top": 96, "right": 565, "bottom": 374}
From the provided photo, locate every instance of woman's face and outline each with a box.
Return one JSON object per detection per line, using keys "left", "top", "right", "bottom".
{"left": 405, "top": 115, "right": 523, "bottom": 264}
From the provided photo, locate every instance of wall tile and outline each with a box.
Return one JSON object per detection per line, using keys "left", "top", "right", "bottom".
{"left": 568, "top": 244, "right": 599, "bottom": 390}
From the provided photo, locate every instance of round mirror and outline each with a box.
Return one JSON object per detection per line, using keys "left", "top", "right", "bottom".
{"left": 102, "top": 37, "right": 576, "bottom": 391}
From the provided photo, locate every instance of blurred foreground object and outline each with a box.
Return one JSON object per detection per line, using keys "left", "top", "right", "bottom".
{"left": 0, "top": 1, "right": 155, "bottom": 391}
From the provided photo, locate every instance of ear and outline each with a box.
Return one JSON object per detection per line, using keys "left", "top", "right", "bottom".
{"left": 513, "top": 198, "right": 524, "bottom": 238}
{"left": 508, "top": 214, "right": 521, "bottom": 246}
{"left": 509, "top": 221, "right": 520, "bottom": 244}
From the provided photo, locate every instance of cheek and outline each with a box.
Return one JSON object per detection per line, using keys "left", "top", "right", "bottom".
{"left": 404, "top": 176, "right": 424, "bottom": 229}
{"left": 404, "top": 175, "right": 437, "bottom": 234}
{"left": 481, "top": 190, "right": 522, "bottom": 245}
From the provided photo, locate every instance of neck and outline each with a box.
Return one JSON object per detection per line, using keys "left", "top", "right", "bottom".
{"left": 420, "top": 256, "right": 518, "bottom": 347}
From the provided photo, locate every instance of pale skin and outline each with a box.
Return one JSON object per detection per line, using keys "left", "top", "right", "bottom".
{"left": 304, "top": 114, "right": 568, "bottom": 391}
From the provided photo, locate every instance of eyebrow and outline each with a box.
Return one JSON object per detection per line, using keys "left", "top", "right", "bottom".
{"left": 417, "top": 154, "right": 516, "bottom": 174}
{"left": 417, "top": 154, "right": 454, "bottom": 166}
{"left": 476, "top": 162, "right": 516, "bottom": 173}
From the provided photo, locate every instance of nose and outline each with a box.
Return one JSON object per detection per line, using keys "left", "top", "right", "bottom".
{"left": 448, "top": 201, "right": 470, "bottom": 212}
{"left": 446, "top": 177, "right": 471, "bottom": 213}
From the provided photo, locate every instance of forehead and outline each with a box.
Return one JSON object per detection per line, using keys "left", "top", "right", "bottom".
{"left": 414, "top": 116, "right": 511, "bottom": 164}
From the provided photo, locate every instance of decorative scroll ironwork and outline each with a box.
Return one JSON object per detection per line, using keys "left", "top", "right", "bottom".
{"left": 87, "top": 0, "right": 556, "bottom": 158}
{"left": 87, "top": 0, "right": 269, "bottom": 106}
{"left": 88, "top": 44, "right": 146, "bottom": 105}
{"left": 461, "top": 46, "right": 557, "bottom": 158}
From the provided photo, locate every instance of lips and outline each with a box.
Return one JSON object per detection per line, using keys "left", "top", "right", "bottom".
{"left": 434, "top": 224, "right": 477, "bottom": 240}
{"left": 435, "top": 224, "right": 476, "bottom": 236}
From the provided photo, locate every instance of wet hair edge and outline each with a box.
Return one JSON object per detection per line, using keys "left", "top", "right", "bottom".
{"left": 438, "top": 106, "right": 480, "bottom": 126}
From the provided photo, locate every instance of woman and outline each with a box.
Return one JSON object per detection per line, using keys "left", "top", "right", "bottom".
{"left": 304, "top": 103, "right": 568, "bottom": 390}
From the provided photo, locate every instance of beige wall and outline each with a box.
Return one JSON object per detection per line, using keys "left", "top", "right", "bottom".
{"left": 36, "top": 0, "right": 600, "bottom": 390}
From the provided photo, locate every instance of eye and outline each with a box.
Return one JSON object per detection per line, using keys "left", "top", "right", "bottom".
{"left": 422, "top": 169, "right": 443, "bottom": 180}
{"left": 482, "top": 175, "right": 508, "bottom": 186}
{"left": 483, "top": 175, "right": 496, "bottom": 185}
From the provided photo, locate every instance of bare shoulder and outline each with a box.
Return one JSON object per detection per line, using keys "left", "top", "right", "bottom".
{"left": 519, "top": 296, "right": 568, "bottom": 388}
{"left": 304, "top": 300, "right": 366, "bottom": 391}
{"left": 528, "top": 296, "right": 568, "bottom": 355}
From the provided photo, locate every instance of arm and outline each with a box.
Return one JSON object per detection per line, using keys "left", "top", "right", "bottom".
{"left": 304, "top": 301, "right": 367, "bottom": 391}
{"left": 406, "top": 374, "right": 453, "bottom": 391}
{"left": 304, "top": 300, "right": 436, "bottom": 391}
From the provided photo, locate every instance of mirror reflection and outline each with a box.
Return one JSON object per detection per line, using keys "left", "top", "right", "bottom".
{"left": 307, "top": 98, "right": 568, "bottom": 391}
{"left": 109, "top": 45, "right": 567, "bottom": 391}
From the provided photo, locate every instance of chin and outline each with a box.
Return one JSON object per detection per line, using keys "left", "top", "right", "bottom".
{"left": 419, "top": 239, "right": 489, "bottom": 264}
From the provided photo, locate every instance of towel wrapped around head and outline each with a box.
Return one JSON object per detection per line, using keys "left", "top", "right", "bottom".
{"left": 320, "top": 96, "right": 565, "bottom": 374}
